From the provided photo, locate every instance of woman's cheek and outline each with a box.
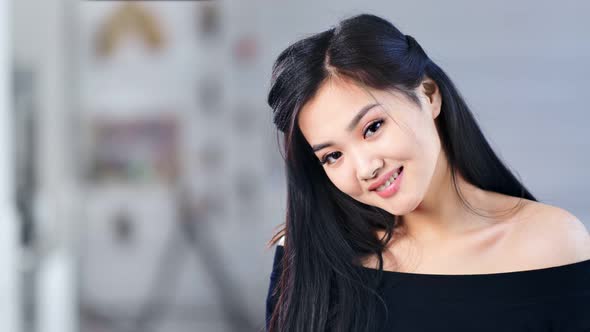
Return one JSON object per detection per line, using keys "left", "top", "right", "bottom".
{"left": 329, "top": 174, "right": 357, "bottom": 196}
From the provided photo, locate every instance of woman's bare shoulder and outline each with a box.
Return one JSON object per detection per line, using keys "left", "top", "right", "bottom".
{"left": 507, "top": 200, "right": 590, "bottom": 267}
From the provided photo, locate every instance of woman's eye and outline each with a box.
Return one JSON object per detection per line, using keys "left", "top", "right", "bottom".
{"left": 321, "top": 151, "right": 341, "bottom": 165}
{"left": 319, "top": 119, "right": 384, "bottom": 166}
{"left": 364, "top": 119, "right": 384, "bottom": 138}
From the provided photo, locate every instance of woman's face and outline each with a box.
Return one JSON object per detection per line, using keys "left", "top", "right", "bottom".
{"left": 298, "top": 76, "right": 443, "bottom": 216}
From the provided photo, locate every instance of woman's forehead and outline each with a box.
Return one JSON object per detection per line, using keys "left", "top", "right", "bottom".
{"left": 298, "top": 78, "right": 409, "bottom": 133}
{"left": 301, "top": 80, "right": 371, "bottom": 122}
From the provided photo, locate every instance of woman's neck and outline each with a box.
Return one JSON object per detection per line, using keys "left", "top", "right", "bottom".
{"left": 396, "top": 152, "right": 520, "bottom": 246}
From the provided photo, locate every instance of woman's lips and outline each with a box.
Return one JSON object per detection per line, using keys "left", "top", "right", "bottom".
{"left": 374, "top": 166, "right": 403, "bottom": 198}
{"left": 368, "top": 166, "right": 402, "bottom": 191}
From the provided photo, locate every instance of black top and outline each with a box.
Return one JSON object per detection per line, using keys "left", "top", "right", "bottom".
{"left": 266, "top": 245, "right": 590, "bottom": 332}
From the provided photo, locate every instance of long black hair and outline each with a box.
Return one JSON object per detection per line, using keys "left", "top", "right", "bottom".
{"left": 265, "top": 13, "right": 536, "bottom": 332}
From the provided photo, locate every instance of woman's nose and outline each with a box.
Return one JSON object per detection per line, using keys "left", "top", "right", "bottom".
{"left": 357, "top": 157, "right": 383, "bottom": 182}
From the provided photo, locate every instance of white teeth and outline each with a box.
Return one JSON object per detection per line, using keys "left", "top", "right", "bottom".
{"left": 376, "top": 170, "right": 401, "bottom": 192}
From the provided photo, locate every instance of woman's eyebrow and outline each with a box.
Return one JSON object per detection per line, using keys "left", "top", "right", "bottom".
{"left": 312, "top": 103, "right": 381, "bottom": 153}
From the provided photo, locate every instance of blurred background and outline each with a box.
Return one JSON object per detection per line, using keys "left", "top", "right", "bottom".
{"left": 1, "top": 0, "right": 588, "bottom": 331}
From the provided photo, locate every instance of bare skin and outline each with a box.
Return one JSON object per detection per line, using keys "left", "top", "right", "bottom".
{"left": 367, "top": 181, "right": 590, "bottom": 275}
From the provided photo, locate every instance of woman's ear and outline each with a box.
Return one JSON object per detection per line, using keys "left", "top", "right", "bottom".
{"left": 420, "top": 78, "right": 442, "bottom": 119}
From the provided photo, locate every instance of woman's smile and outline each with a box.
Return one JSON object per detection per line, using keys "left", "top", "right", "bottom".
{"left": 372, "top": 166, "right": 404, "bottom": 198}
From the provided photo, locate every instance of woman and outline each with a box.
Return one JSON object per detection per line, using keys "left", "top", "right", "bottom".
{"left": 265, "top": 13, "right": 590, "bottom": 332}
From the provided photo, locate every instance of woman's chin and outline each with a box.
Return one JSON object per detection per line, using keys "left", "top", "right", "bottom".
{"left": 380, "top": 196, "right": 418, "bottom": 216}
